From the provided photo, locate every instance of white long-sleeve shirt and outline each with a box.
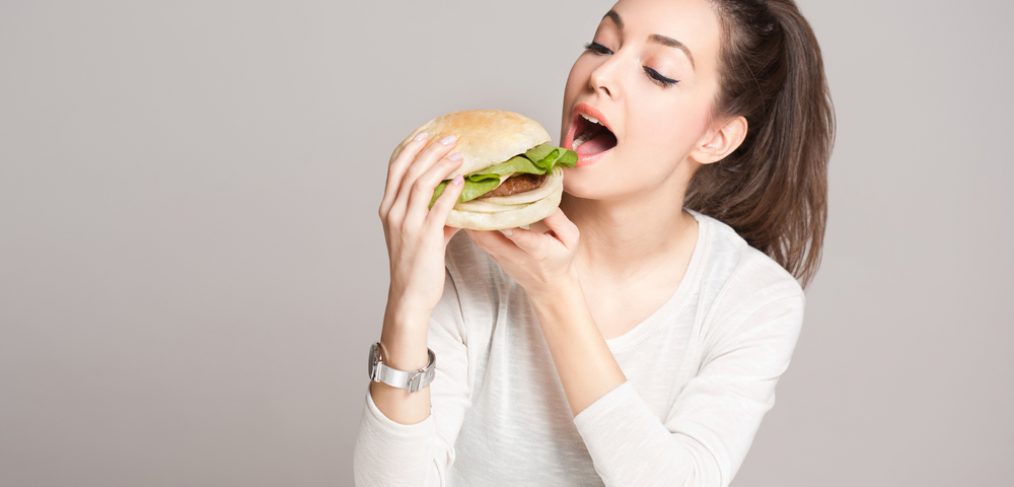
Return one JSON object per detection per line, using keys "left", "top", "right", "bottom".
{"left": 353, "top": 208, "right": 806, "bottom": 487}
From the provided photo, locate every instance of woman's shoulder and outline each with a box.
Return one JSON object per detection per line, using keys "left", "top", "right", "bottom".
{"left": 691, "top": 210, "right": 805, "bottom": 317}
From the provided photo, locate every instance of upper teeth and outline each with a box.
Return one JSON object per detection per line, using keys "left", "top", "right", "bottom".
{"left": 574, "top": 113, "right": 607, "bottom": 149}
{"left": 580, "top": 113, "right": 603, "bottom": 126}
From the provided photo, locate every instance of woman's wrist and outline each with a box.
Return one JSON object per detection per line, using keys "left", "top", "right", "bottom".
{"left": 386, "top": 285, "right": 435, "bottom": 325}
{"left": 378, "top": 329, "right": 429, "bottom": 371}
{"left": 526, "top": 272, "right": 583, "bottom": 314}
{"left": 380, "top": 297, "right": 432, "bottom": 371}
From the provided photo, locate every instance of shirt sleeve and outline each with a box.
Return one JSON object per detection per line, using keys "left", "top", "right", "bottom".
{"left": 352, "top": 265, "right": 472, "bottom": 487}
{"left": 572, "top": 290, "right": 806, "bottom": 487}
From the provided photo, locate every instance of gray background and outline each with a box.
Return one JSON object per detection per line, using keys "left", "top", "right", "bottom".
{"left": 1, "top": 0, "right": 1011, "bottom": 485}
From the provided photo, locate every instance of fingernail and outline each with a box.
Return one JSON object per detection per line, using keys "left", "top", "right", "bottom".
{"left": 452, "top": 174, "right": 463, "bottom": 185}
{"left": 413, "top": 132, "right": 428, "bottom": 142}
{"left": 500, "top": 228, "right": 513, "bottom": 237}
{"left": 448, "top": 152, "right": 462, "bottom": 161}
{"left": 439, "top": 134, "right": 457, "bottom": 145}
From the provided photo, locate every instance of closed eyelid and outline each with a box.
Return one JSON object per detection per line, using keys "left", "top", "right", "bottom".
{"left": 588, "top": 42, "right": 677, "bottom": 76}
{"left": 644, "top": 66, "right": 678, "bottom": 84}
{"left": 584, "top": 42, "right": 678, "bottom": 87}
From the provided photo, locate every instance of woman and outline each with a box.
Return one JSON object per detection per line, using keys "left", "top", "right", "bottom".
{"left": 356, "top": 0, "right": 833, "bottom": 485}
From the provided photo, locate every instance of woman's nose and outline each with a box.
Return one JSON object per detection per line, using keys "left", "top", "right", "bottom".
{"left": 589, "top": 54, "right": 621, "bottom": 99}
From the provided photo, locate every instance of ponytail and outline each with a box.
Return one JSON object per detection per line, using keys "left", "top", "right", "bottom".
{"left": 687, "top": 0, "right": 835, "bottom": 289}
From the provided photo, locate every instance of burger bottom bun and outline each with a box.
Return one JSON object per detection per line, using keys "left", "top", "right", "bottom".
{"left": 445, "top": 167, "right": 564, "bottom": 231}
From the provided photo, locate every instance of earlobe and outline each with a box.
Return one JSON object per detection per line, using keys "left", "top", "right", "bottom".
{"left": 690, "top": 115, "right": 748, "bottom": 165}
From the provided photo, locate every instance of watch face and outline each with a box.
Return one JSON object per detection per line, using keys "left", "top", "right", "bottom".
{"left": 368, "top": 343, "right": 380, "bottom": 377}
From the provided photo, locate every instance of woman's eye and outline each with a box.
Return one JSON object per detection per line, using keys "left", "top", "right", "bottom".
{"left": 583, "top": 41, "right": 679, "bottom": 88}
{"left": 583, "top": 41, "right": 613, "bottom": 55}
{"left": 643, "top": 66, "right": 679, "bottom": 87}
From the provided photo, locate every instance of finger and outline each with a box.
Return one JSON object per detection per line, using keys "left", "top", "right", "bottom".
{"left": 423, "top": 169, "right": 465, "bottom": 229}
{"left": 390, "top": 135, "right": 458, "bottom": 223}
{"left": 540, "top": 208, "right": 580, "bottom": 249}
{"left": 497, "top": 225, "right": 550, "bottom": 257}
{"left": 411, "top": 153, "right": 464, "bottom": 225}
{"left": 380, "top": 132, "right": 431, "bottom": 218}
{"left": 390, "top": 129, "right": 426, "bottom": 163}
{"left": 381, "top": 132, "right": 430, "bottom": 215}
{"left": 464, "top": 228, "right": 527, "bottom": 261}
{"left": 526, "top": 220, "right": 551, "bottom": 234}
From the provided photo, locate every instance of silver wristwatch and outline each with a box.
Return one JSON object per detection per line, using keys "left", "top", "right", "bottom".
{"left": 367, "top": 342, "right": 436, "bottom": 393}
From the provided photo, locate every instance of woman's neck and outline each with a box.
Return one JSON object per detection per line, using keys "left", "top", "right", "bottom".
{"left": 559, "top": 184, "right": 696, "bottom": 284}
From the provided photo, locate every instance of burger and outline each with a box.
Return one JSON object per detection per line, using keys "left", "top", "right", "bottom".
{"left": 404, "top": 109, "right": 577, "bottom": 231}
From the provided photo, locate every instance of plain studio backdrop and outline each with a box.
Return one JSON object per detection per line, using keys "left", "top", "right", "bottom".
{"left": 1, "top": 0, "right": 1011, "bottom": 485}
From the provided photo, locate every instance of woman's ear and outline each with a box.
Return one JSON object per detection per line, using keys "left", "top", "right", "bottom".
{"left": 689, "top": 115, "right": 748, "bottom": 165}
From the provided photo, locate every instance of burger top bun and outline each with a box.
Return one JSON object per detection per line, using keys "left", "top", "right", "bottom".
{"left": 402, "top": 109, "right": 551, "bottom": 177}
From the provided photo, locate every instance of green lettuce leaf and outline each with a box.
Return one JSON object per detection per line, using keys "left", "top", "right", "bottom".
{"left": 428, "top": 143, "right": 577, "bottom": 208}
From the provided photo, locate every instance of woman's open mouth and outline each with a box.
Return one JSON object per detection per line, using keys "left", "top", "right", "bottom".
{"left": 570, "top": 111, "right": 618, "bottom": 165}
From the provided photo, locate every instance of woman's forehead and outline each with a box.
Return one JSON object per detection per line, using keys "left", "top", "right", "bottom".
{"left": 604, "top": 0, "right": 722, "bottom": 67}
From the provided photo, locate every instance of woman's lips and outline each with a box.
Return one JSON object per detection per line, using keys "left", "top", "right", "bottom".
{"left": 570, "top": 127, "right": 616, "bottom": 168}
{"left": 573, "top": 102, "right": 615, "bottom": 135}
{"left": 575, "top": 147, "right": 609, "bottom": 167}
{"left": 564, "top": 102, "right": 618, "bottom": 152}
{"left": 566, "top": 114, "right": 618, "bottom": 168}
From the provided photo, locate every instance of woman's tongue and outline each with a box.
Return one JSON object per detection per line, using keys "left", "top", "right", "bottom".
{"left": 575, "top": 131, "right": 617, "bottom": 156}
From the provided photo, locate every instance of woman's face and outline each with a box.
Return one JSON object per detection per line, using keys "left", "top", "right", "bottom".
{"left": 560, "top": 0, "right": 724, "bottom": 201}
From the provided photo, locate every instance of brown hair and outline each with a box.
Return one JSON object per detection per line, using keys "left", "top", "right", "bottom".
{"left": 685, "top": 0, "right": 835, "bottom": 289}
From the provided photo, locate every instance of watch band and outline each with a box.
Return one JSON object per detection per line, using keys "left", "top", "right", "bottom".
{"left": 368, "top": 342, "right": 436, "bottom": 393}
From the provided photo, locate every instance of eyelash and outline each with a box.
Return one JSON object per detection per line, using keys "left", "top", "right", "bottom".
{"left": 582, "top": 41, "right": 680, "bottom": 88}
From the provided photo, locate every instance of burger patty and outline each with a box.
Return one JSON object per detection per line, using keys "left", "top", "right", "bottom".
{"left": 478, "top": 173, "right": 546, "bottom": 198}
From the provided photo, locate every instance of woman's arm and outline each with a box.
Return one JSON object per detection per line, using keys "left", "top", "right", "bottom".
{"left": 463, "top": 210, "right": 806, "bottom": 485}
{"left": 462, "top": 210, "right": 629, "bottom": 416}
{"left": 527, "top": 275, "right": 628, "bottom": 416}
{"left": 353, "top": 267, "right": 472, "bottom": 487}
{"left": 531, "top": 284, "right": 806, "bottom": 487}
{"left": 368, "top": 297, "right": 435, "bottom": 425}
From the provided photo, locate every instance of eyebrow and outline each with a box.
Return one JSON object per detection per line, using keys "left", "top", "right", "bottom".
{"left": 603, "top": 9, "right": 697, "bottom": 71}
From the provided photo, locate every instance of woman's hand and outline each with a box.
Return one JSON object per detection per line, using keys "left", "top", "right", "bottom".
{"left": 378, "top": 132, "right": 466, "bottom": 318}
{"left": 464, "top": 208, "right": 581, "bottom": 297}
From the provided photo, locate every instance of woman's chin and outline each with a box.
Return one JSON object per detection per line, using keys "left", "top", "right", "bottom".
{"left": 562, "top": 166, "right": 604, "bottom": 199}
